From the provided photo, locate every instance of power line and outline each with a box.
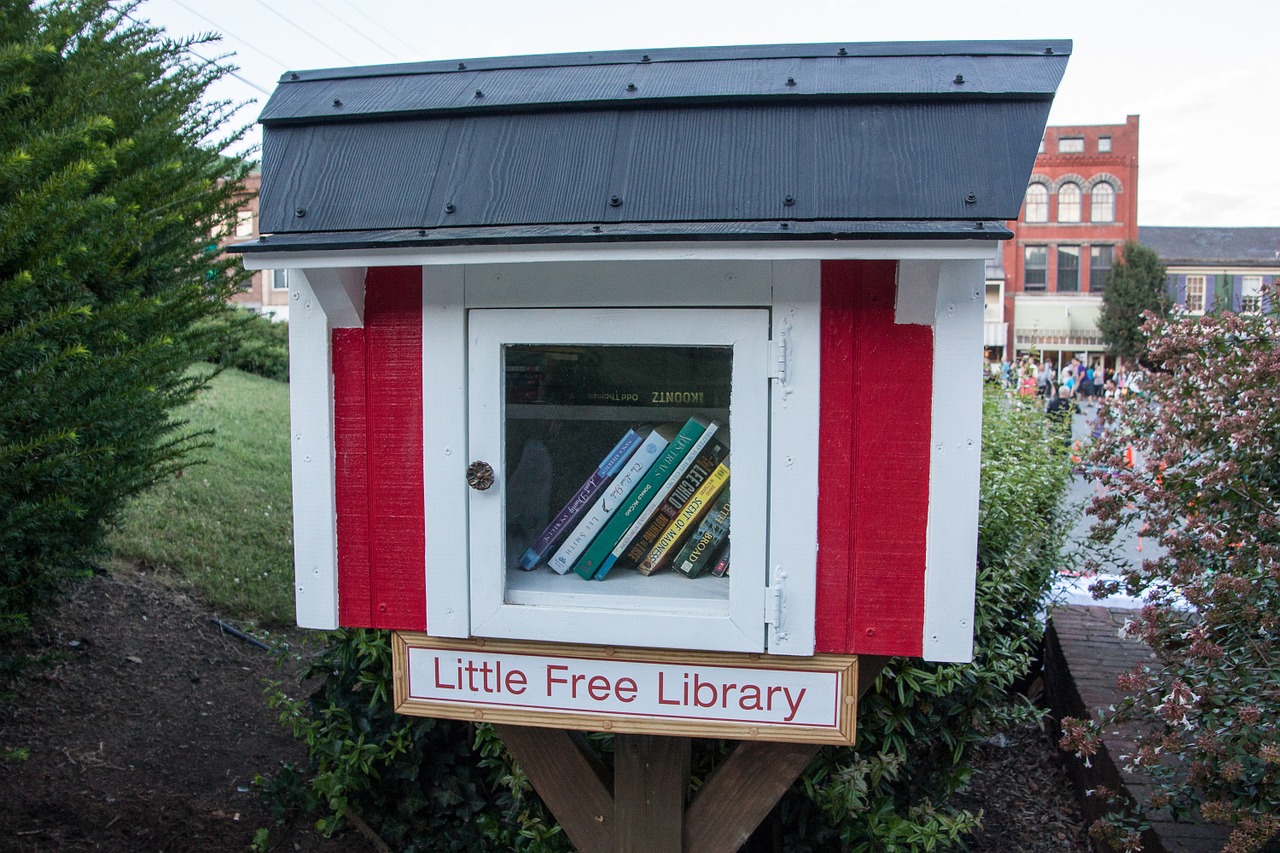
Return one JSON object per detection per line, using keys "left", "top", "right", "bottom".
{"left": 167, "top": 0, "right": 290, "bottom": 73}
{"left": 308, "top": 0, "right": 403, "bottom": 63}
{"left": 248, "top": 0, "right": 359, "bottom": 65}
{"left": 330, "top": 0, "right": 422, "bottom": 59}
{"left": 123, "top": 8, "right": 275, "bottom": 96}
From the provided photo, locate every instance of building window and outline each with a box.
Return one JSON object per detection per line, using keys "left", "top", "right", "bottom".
{"left": 1058, "top": 137, "right": 1084, "bottom": 153}
{"left": 1089, "top": 245, "right": 1113, "bottom": 291}
{"left": 1090, "top": 183, "right": 1115, "bottom": 222}
{"left": 1024, "top": 183, "right": 1049, "bottom": 222}
{"left": 1057, "top": 183, "right": 1082, "bottom": 222}
{"left": 1241, "top": 276, "right": 1263, "bottom": 313}
{"left": 1098, "top": 136, "right": 1112, "bottom": 153}
{"left": 265, "top": 269, "right": 286, "bottom": 291}
{"left": 235, "top": 209, "right": 255, "bottom": 237}
{"left": 1024, "top": 246, "right": 1048, "bottom": 290}
{"left": 1057, "top": 246, "right": 1080, "bottom": 292}
{"left": 1038, "top": 138, "right": 1045, "bottom": 154}
{"left": 1185, "top": 275, "right": 1206, "bottom": 314}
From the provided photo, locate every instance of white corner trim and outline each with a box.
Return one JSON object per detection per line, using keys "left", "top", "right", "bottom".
{"left": 895, "top": 260, "right": 941, "bottom": 326}
{"left": 296, "top": 267, "right": 366, "bottom": 328}
{"left": 422, "top": 266, "right": 471, "bottom": 637}
{"left": 287, "top": 271, "right": 339, "bottom": 629}
{"left": 919, "top": 259, "right": 984, "bottom": 662}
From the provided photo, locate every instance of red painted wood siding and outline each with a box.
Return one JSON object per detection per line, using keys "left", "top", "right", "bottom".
{"left": 333, "top": 266, "right": 426, "bottom": 630}
{"left": 816, "top": 260, "right": 933, "bottom": 656}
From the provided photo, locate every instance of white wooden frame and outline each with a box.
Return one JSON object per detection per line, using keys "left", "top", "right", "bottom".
{"left": 465, "top": 307, "right": 770, "bottom": 653}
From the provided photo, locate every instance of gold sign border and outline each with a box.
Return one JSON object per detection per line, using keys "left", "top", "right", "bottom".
{"left": 392, "top": 633, "right": 858, "bottom": 745}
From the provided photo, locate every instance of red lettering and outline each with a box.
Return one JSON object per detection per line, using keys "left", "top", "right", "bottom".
{"left": 615, "top": 677, "right": 637, "bottom": 703}
{"left": 587, "top": 675, "right": 611, "bottom": 701}
{"left": 505, "top": 668, "right": 527, "bottom": 695}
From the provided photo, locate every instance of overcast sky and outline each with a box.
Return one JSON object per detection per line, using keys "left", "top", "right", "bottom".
{"left": 137, "top": 0, "right": 1278, "bottom": 228}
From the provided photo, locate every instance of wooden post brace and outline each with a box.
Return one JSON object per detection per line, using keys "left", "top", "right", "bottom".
{"left": 494, "top": 655, "right": 889, "bottom": 853}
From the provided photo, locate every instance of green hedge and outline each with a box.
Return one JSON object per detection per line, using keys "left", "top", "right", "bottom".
{"left": 262, "top": 389, "right": 1073, "bottom": 850}
{"left": 198, "top": 307, "right": 289, "bottom": 382}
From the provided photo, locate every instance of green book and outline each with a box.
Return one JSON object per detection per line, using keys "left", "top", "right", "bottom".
{"left": 570, "top": 415, "right": 709, "bottom": 579}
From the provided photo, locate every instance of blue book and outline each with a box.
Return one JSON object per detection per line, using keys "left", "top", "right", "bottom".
{"left": 517, "top": 428, "right": 643, "bottom": 570}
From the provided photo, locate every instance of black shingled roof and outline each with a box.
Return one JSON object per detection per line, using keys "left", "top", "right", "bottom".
{"left": 238, "top": 41, "right": 1069, "bottom": 253}
{"left": 1140, "top": 227, "right": 1280, "bottom": 266}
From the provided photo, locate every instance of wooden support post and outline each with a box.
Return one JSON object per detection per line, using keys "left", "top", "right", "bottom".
{"left": 496, "top": 656, "right": 891, "bottom": 853}
{"left": 493, "top": 725, "right": 614, "bottom": 853}
{"left": 614, "top": 734, "right": 691, "bottom": 852}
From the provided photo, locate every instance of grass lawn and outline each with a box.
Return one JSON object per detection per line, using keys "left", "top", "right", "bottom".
{"left": 108, "top": 366, "right": 294, "bottom": 626}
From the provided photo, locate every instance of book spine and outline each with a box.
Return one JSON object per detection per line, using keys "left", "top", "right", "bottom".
{"left": 638, "top": 458, "right": 730, "bottom": 575}
{"left": 517, "top": 428, "right": 642, "bottom": 570}
{"left": 610, "top": 433, "right": 726, "bottom": 573}
{"left": 579, "top": 417, "right": 708, "bottom": 580}
{"left": 710, "top": 543, "right": 731, "bottom": 577}
{"left": 673, "top": 492, "right": 730, "bottom": 578}
{"left": 550, "top": 431, "right": 668, "bottom": 575}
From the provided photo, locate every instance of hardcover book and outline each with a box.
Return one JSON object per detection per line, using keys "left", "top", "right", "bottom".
{"left": 517, "top": 428, "right": 643, "bottom": 570}
{"left": 613, "top": 437, "right": 729, "bottom": 573}
{"left": 672, "top": 490, "right": 730, "bottom": 578}
{"left": 547, "top": 427, "right": 670, "bottom": 574}
{"left": 572, "top": 416, "right": 709, "bottom": 580}
{"left": 638, "top": 457, "right": 730, "bottom": 575}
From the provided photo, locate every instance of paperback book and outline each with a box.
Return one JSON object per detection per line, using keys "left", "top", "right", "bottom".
{"left": 638, "top": 456, "right": 730, "bottom": 575}
{"left": 672, "top": 490, "right": 730, "bottom": 579}
{"left": 571, "top": 416, "right": 710, "bottom": 580}
{"left": 517, "top": 428, "right": 643, "bottom": 570}
{"left": 547, "top": 427, "right": 669, "bottom": 574}
{"left": 614, "top": 437, "right": 729, "bottom": 574}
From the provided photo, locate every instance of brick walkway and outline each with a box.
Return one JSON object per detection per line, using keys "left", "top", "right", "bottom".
{"left": 1044, "top": 605, "right": 1232, "bottom": 853}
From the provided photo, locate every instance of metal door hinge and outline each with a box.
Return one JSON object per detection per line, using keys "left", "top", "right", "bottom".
{"left": 765, "top": 585, "right": 783, "bottom": 627}
{"left": 768, "top": 317, "right": 793, "bottom": 396}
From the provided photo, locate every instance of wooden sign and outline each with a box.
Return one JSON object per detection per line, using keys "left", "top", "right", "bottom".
{"left": 393, "top": 633, "right": 859, "bottom": 745}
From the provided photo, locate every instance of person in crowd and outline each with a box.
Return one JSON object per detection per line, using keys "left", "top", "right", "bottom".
{"left": 1045, "top": 383, "right": 1078, "bottom": 448}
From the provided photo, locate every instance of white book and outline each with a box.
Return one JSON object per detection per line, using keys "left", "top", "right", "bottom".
{"left": 546, "top": 428, "right": 669, "bottom": 574}
{"left": 600, "top": 421, "right": 721, "bottom": 572}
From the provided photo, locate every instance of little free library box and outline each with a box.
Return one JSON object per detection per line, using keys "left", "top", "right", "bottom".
{"left": 234, "top": 40, "right": 1067, "bottom": 746}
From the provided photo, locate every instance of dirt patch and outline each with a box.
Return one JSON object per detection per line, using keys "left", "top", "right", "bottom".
{"left": 0, "top": 564, "right": 366, "bottom": 853}
{"left": 1, "top": 564, "right": 1089, "bottom": 852}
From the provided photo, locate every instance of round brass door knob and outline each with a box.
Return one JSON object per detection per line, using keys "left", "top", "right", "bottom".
{"left": 466, "top": 461, "right": 495, "bottom": 491}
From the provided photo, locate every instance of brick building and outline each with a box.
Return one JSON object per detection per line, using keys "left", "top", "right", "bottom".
{"left": 223, "top": 171, "right": 290, "bottom": 319}
{"left": 992, "top": 115, "right": 1141, "bottom": 368}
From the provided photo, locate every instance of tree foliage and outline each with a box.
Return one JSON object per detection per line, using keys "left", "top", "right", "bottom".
{"left": 1097, "top": 241, "right": 1169, "bottom": 363}
{"left": 1062, "top": 290, "right": 1280, "bottom": 852}
{"left": 263, "top": 390, "right": 1075, "bottom": 851}
{"left": 0, "top": 0, "right": 249, "bottom": 640}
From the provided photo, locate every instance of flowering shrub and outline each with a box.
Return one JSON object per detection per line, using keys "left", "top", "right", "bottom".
{"left": 1063, "top": 294, "right": 1280, "bottom": 851}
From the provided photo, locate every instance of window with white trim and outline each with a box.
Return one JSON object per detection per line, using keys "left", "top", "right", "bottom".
{"left": 1056, "top": 246, "right": 1079, "bottom": 292}
{"left": 235, "top": 209, "right": 255, "bottom": 237}
{"left": 1057, "top": 183, "right": 1082, "bottom": 223}
{"left": 1089, "top": 245, "right": 1113, "bottom": 292}
{"left": 1185, "top": 276, "right": 1206, "bottom": 314}
{"left": 1058, "top": 137, "right": 1084, "bottom": 153}
{"left": 1024, "top": 183, "right": 1049, "bottom": 222}
{"left": 1024, "top": 246, "right": 1048, "bottom": 290}
{"left": 1241, "top": 276, "right": 1263, "bottom": 314}
{"left": 1090, "top": 183, "right": 1115, "bottom": 223}
{"left": 265, "top": 269, "right": 286, "bottom": 291}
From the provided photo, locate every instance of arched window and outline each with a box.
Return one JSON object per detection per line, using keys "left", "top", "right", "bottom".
{"left": 1024, "top": 183, "right": 1049, "bottom": 222}
{"left": 1058, "top": 183, "right": 1082, "bottom": 222}
{"left": 1091, "top": 183, "right": 1115, "bottom": 222}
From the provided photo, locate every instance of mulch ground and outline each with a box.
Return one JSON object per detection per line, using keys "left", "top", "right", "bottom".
{"left": 0, "top": 564, "right": 366, "bottom": 853}
{"left": 1, "top": 564, "right": 1090, "bottom": 852}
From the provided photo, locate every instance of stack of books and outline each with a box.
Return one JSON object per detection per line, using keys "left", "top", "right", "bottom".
{"left": 518, "top": 415, "right": 731, "bottom": 581}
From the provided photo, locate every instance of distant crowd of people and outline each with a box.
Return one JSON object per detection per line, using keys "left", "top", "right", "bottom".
{"left": 989, "top": 355, "right": 1144, "bottom": 403}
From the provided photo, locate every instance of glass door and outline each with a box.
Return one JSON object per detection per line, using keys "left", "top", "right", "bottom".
{"left": 467, "top": 308, "right": 769, "bottom": 652}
